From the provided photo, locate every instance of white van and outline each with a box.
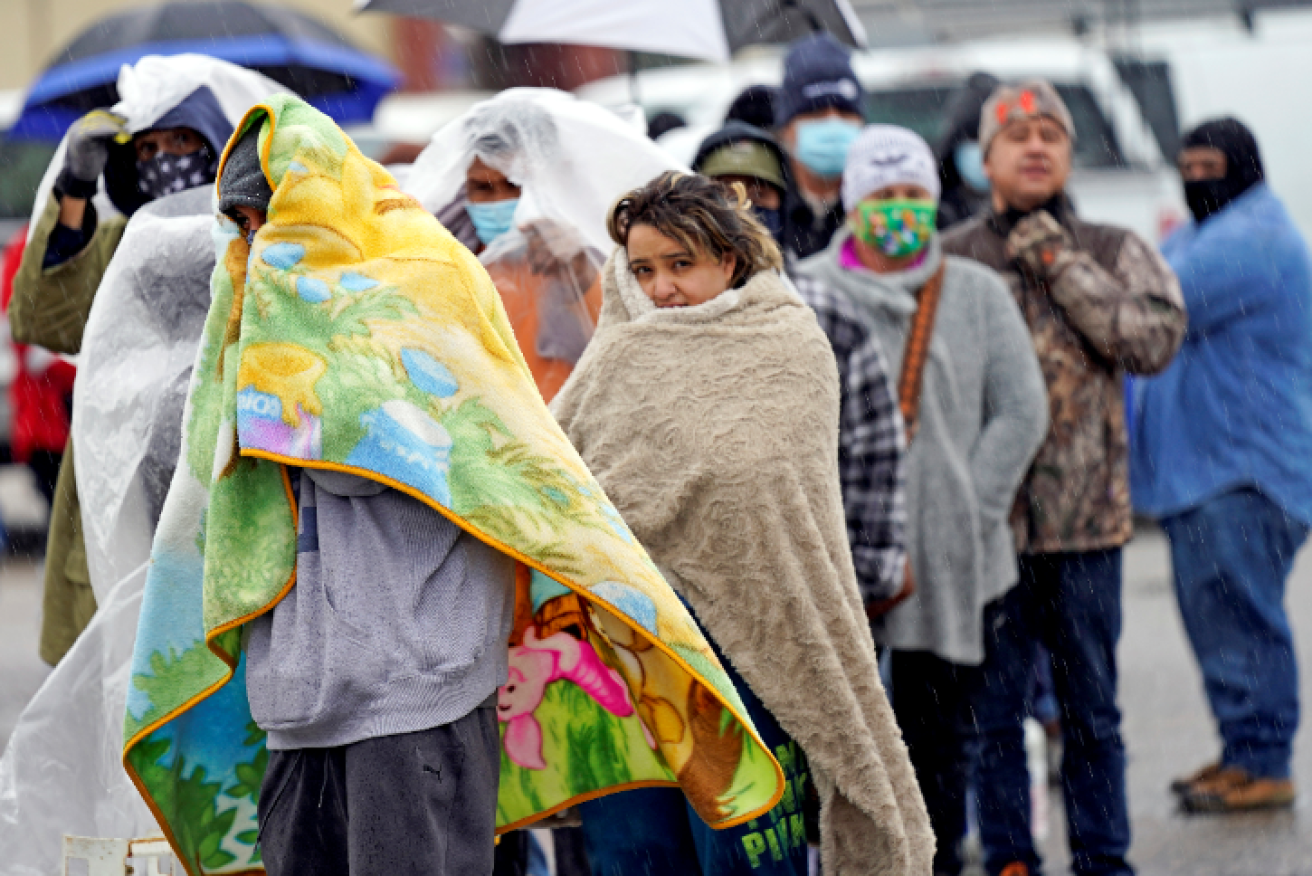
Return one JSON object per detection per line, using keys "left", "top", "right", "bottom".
{"left": 577, "top": 38, "right": 1187, "bottom": 243}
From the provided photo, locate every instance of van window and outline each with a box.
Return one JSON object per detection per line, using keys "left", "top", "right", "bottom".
{"left": 863, "top": 82, "right": 1125, "bottom": 168}
{"left": 0, "top": 136, "right": 57, "bottom": 220}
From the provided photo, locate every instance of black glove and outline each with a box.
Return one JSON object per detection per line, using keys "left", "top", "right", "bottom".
{"left": 55, "top": 109, "right": 129, "bottom": 200}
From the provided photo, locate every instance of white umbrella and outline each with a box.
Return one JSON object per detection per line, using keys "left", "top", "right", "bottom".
{"left": 354, "top": 0, "right": 867, "bottom": 64}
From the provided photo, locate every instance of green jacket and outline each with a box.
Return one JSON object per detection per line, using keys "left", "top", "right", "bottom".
{"left": 10, "top": 192, "right": 126, "bottom": 664}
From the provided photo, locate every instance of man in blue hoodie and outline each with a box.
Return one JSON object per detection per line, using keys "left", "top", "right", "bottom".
{"left": 1131, "top": 117, "right": 1312, "bottom": 813}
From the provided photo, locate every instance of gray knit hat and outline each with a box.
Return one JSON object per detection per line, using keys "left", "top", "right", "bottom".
{"left": 217, "top": 120, "right": 273, "bottom": 217}
{"left": 978, "top": 80, "right": 1076, "bottom": 155}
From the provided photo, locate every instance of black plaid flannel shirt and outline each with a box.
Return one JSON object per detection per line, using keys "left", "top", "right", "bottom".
{"left": 795, "top": 275, "right": 908, "bottom": 602}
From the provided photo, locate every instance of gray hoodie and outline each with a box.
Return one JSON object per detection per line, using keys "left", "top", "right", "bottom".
{"left": 245, "top": 469, "right": 515, "bottom": 749}
{"left": 795, "top": 232, "right": 1048, "bottom": 664}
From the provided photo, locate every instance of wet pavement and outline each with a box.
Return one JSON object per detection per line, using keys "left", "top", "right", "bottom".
{"left": 1, "top": 500, "right": 1311, "bottom": 873}
{"left": 1031, "top": 528, "right": 1312, "bottom": 876}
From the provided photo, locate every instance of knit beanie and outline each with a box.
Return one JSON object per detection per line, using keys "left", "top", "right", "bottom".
{"left": 726, "top": 85, "right": 779, "bottom": 131}
{"left": 842, "top": 125, "right": 940, "bottom": 212}
{"left": 775, "top": 33, "right": 864, "bottom": 128}
{"left": 217, "top": 120, "right": 273, "bottom": 217}
{"left": 978, "top": 80, "right": 1075, "bottom": 155}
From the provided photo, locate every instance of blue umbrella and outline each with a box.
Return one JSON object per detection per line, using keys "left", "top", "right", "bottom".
{"left": 12, "top": 0, "right": 399, "bottom": 139}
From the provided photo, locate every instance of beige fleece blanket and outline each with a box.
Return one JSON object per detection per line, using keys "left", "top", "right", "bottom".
{"left": 551, "top": 250, "right": 934, "bottom": 876}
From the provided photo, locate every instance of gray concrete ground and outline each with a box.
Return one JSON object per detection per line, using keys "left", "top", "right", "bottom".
{"left": 1, "top": 501, "right": 1312, "bottom": 873}
{"left": 0, "top": 465, "right": 48, "bottom": 754}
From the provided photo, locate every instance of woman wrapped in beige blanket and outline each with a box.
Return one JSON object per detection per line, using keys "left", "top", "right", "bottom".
{"left": 552, "top": 172, "right": 933, "bottom": 876}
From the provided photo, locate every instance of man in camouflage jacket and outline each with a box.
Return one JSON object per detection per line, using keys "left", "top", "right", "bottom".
{"left": 942, "top": 81, "right": 1185, "bottom": 876}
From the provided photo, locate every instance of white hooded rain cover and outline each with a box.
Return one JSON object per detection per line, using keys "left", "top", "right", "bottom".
{"left": 405, "top": 87, "right": 684, "bottom": 400}
{"left": 0, "top": 55, "right": 287, "bottom": 876}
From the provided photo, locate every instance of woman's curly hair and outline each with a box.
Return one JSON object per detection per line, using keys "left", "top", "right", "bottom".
{"left": 607, "top": 171, "right": 783, "bottom": 288}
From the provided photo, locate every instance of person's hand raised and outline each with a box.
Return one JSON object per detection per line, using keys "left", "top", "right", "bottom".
{"left": 58, "top": 110, "right": 130, "bottom": 200}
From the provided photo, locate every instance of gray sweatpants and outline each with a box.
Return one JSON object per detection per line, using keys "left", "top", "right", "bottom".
{"left": 257, "top": 698, "right": 500, "bottom": 875}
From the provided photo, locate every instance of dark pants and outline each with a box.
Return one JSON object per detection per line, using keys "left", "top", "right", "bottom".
{"left": 975, "top": 550, "right": 1131, "bottom": 876}
{"left": 26, "top": 449, "right": 61, "bottom": 512}
{"left": 1162, "top": 488, "right": 1308, "bottom": 780}
{"left": 890, "top": 650, "right": 980, "bottom": 876}
{"left": 258, "top": 700, "right": 501, "bottom": 876}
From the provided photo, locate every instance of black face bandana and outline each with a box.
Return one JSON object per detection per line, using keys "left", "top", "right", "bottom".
{"left": 1180, "top": 118, "right": 1264, "bottom": 224}
{"left": 1184, "top": 178, "right": 1251, "bottom": 224}
{"left": 136, "top": 143, "right": 218, "bottom": 201}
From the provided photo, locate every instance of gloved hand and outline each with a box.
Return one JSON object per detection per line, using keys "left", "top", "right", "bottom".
{"left": 1006, "top": 209, "right": 1075, "bottom": 280}
{"left": 56, "top": 109, "right": 129, "bottom": 200}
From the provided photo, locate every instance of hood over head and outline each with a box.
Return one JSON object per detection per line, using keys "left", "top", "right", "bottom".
{"left": 406, "top": 88, "right": 684, "bottom": 258}
{"left": 217, "top": 119, "right": 273, "bottom": 218}
{"left": 103, "top": 85, "right": 234, "bottom": 216}
{"left": 1180, "top": 116, "right": 1264, "bottom": 223}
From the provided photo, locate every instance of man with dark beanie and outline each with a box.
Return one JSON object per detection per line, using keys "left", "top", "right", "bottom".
{"left": 775, "top": 33, "right": 865, "bottom": 263}
{"left": 1132, "top": 117, "right": 1312, "bottom": 813}
{"left": 942, "top": 80, "right": 1185, "bottom": 876}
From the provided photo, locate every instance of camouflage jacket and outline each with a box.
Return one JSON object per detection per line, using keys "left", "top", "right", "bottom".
{"left": 942, "top": 199, "right": 1185, "bottom": 554}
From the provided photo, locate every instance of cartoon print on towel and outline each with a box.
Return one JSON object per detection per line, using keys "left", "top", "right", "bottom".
{"left": 123, "top": 95, "right": 783, "bottom": 876}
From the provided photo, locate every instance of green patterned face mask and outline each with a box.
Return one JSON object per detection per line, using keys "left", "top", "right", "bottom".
{"left": 848, "top": 199, "right": 937, "bottom": 258}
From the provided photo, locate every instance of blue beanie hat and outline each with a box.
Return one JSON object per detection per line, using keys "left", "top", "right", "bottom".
{"left": 775, "top": 33, "right": 864, "bottom": 128}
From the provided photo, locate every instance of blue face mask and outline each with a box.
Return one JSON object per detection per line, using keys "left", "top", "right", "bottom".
{"left": 953, "top": 141, "right": 990, "bottom": 193}
{"left": 793, "top": 119, "right": 862, "bottom": 178}
{"left": 466, "top": 198, "right": 520, "bottom": 246}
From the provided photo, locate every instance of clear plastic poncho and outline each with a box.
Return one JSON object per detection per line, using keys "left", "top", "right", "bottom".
{"left": 404, "top": 88, "right": 685, "bottom": 401}
{"left": 0, "top": 55, "right": 286, "bottom": 876}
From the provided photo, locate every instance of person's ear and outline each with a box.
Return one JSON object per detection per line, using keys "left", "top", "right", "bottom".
{"left": 720, "top": 252, "right": 738, "bottom": 285}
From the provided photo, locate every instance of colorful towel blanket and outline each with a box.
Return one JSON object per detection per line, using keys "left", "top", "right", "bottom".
{"left": 122, "top": 95, "right": 783, "bottom": 875}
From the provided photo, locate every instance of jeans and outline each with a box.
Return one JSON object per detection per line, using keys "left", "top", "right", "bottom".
{"left": 1161, "top": 488, "right": 1308, "bottom": 780}
{"left": 890, "top": 651, "right": 980, "bottom": 876}
{"left": 974, "top": 549, "right": 1131, "bottom": 876}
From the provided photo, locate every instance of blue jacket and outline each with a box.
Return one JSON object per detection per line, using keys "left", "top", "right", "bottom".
{"left": 1131, "top": 183, "right": 1312, "bottom": 524}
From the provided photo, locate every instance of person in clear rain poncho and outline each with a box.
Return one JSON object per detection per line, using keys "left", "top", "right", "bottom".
{"left": 8, "top": 54, "right": 288, "bottom": 667}
{"left": 0, "top": 56, "right": 287, "bottom": 876}
{"left": 404, "top": 87, "right": 683, "bottom": 403}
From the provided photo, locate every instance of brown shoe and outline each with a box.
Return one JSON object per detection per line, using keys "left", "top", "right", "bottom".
{"left": 1169, "top": 760, "right": 1224, "bottom": 796}
{"left": 1181, "top": 770, "right": 1297, "bottom": 813}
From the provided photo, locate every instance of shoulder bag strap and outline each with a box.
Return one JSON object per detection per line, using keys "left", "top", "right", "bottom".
{"left": 896, "top": 261, "right": 946, "bottom": 444}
